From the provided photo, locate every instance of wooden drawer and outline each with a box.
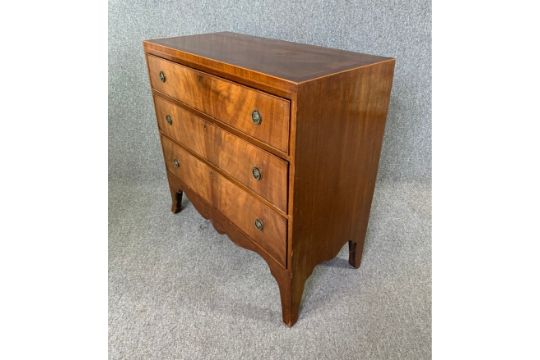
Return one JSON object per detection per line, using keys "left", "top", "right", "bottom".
{"left": 154, "top": 95, "right": 288, "bottom": 212}
{"left": 161, "top": 136, "right": 287, "bottom": 266}
{"left": 147, "top": 54, "right": 290, "bottom": 153}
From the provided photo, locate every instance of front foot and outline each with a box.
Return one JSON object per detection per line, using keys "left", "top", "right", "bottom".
{"left": 171, "top": 190, "right": 183, "bottom": 214}
{"left": 275, "top": 271, "right": 307, "bottom": 327}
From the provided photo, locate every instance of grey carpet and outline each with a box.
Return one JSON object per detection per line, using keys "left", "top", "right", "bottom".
{"left": 109, "top": 179, "right": 431, "bottom": 359}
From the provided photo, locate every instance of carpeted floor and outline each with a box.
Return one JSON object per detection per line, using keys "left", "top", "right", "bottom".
{"left": 109, "top": 179, "right": 431, "bottom": 359}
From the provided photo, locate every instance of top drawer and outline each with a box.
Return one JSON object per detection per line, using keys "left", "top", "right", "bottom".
{"left": 146, "top": 55, "right": 291, "bottom": 153}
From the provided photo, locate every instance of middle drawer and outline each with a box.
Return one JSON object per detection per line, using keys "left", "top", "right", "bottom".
{"left": 154, "top": 94, "right": 288, "bottom": 212}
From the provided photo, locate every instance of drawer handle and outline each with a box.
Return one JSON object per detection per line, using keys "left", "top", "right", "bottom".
{"left": 173, "top": 159, "right": 180, "bottom": 168}
{"left": 251, "top": 110, "right": 262, "bottom": 125}
{"left": 159, "top": 71, "right": 166, "bottom": 83}
{"left": 254, "top": 218, "right": 264, "bottom": 231}
{"left": 166, "top": 114, "right": 173, "bottom": 125}
{"left": 252, "top": 167, "right": 262, "bottom": 181}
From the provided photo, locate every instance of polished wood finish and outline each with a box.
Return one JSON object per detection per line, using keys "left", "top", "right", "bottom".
{"left": 161, "top": 136, "right": 287, "bottom": 266}
{"left": 147, "top": 54, "right": 291, "bottom": 153}
{"left": 166, "top": 171, "right": 292, "bottom": 317}
{"left": 144, "top": 32, "right": 391, "bottom": 96}
{"left": 286, "top": 62, "right": 395, "bottom": 322}
{"left": 144, "top": 32, "right": 395, "bottom": 326}
{"left": 154, "top": 94, "right": 288, "bottom": 212}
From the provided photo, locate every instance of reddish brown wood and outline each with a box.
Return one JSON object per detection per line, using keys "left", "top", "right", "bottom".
{"left": 154, "top": 94, "right": 288, "bottom": 212}
{"left": 169, "top": 187, "right": 183, "bottom": 214}
{"left": 161, "top": 136, "right": 287, "bottom": 266}
{"left": 166, "top": 171, "right": 290, "bottom": 302}
{"left": 166, "top": 170, "right": 297, "bottom": 325}
{"left": 144, "top": 32, "right": 395, "bottom": 326}
{"left": 289, "top": 62, "right": 396, "bottom": 309}
{"left": 147, "top": 54, "right": 291, "bottom": 153}
{"left": 143, "top": 32, "right": 391, "bottom": 96}
{"left": 152, "top": 90, "right": 291, "bottom": 161}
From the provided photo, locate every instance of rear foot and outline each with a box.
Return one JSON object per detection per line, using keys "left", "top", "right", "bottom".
{"left": 348, "top": 240, "right": 363, "bottom": 268}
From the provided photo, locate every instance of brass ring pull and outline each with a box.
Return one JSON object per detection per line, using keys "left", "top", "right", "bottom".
{"left": 251, "top": 110, "right": 262, "bottom": 125}
{"left": 173, "top": 159, "right": 180, "bottom": 168}
{"left": 159, "top": 71, "right": 166, "bottom": 83}
{"left": 252, "top": 167, "right": 262, "bottom": 181}
{"left": 254, "top": 218, "right": 264, "bottom": 231}
{"left": 166, "top": 114, "right": 173, "bottom": 125}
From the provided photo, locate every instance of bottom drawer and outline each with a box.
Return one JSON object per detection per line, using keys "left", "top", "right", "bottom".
{"left": 161, "top": 136, "right": 287, "bottom": 266}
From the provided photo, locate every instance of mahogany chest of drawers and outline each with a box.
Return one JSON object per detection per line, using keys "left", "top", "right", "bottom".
{"left": 143, "top": 32, "right": 395, "bottom": 326}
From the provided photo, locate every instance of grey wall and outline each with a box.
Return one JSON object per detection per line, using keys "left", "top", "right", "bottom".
{"left": 109, "top": 0, "right": 431, "bottom": 184}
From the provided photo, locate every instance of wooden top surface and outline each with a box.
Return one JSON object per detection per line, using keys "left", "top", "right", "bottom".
{"left": 144, "top": 32, "right": 392, "bottom": 84}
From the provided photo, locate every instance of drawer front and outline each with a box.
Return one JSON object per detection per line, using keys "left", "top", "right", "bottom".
{"left": 155, "top": 95, "right": 288, "bottom": 212}
{"left": 147, "top": 54, "right": 290, "bottom": 153}
{"left": 161, "top": 136, "right": 287, "bottom": 265}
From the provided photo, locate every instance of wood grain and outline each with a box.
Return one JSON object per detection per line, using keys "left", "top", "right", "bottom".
{"left": 143, "top": 32, "right": 392, "bottom": 96}
{"left": 144, "top": 32, "right": 395, "bottom": 326}
{"left": 165, "top": 171, "right": 293, "bottom": 323}
{"left": 154, "top": 94, "right": 288, "bottom": 212}
{"left": 285, "top": 60, "right": 396, "bottom": 322}
{"left": 147, "top": 54, "right": 291, "bottom": 153}
{"left": 161, "top": 136, "right": 287, "bottom": 266}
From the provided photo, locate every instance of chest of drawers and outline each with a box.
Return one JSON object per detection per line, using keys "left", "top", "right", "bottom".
{"left": 143, "top": 32, "right": 395, "bottom": 326}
